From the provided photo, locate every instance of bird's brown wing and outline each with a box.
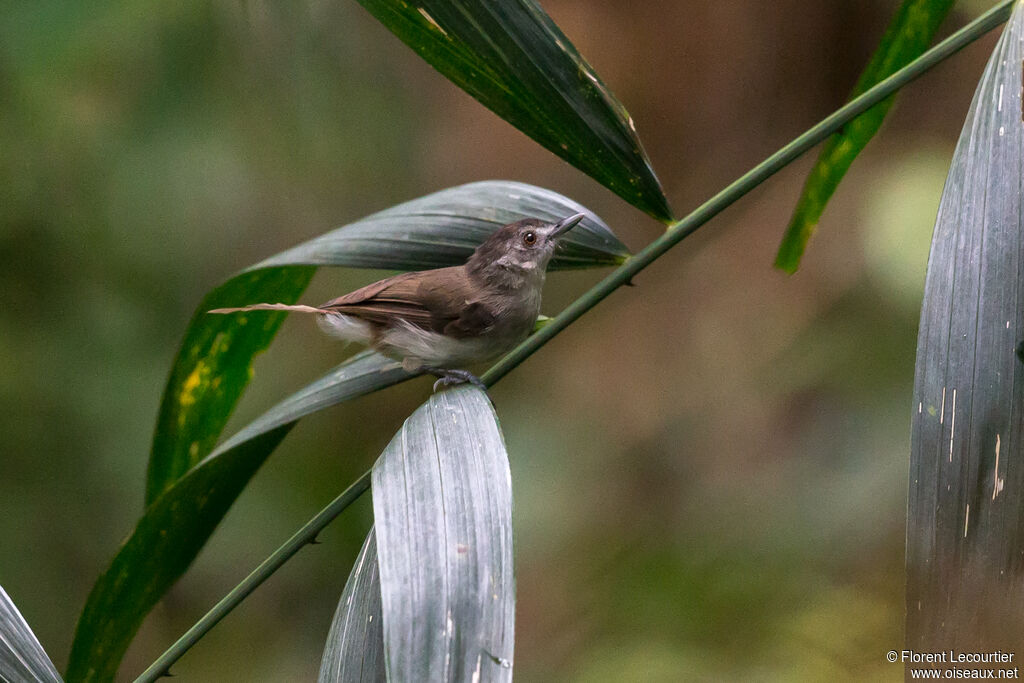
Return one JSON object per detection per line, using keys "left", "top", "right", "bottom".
{"left": 320, "top": 267, "right": 495, "bottom": 336}
{"left": 441, "top": 301, "right": 496, "bottom": 339}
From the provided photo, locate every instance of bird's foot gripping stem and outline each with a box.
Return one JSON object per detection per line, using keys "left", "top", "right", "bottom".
{"left": 422, "top": 367, "right": 488, "bottom": 393}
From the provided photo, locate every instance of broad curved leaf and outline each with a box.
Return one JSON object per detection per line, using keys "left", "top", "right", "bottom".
{"left": 258, "top": 181, "right": 630, "bottom": 272}
{"left": 148, "top": 181, "right": 626, "bottom": 504}
{"left": 318, "top": 529, "right": 385, "bottom": 683}
{"left": 354, "top": 1, "right": 672, "bottom": 222}
{"left": 907, "top": 2, "right": 1024, "bottom": 651}
{"left": 0, "top": 586, "right": 61, "bottom": 683}
{"left": 372, "top": 386, "right": 514, "bottom": 681}
{"left": 775, "top": 0, "right": 955, "bottom": 273}
{"left": 68, "top": 352, "right": 413, "bottom": 683}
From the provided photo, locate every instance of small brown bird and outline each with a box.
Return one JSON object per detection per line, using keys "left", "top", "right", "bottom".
{"left": 210, "top": 213, "right": 585, "bottom": 389}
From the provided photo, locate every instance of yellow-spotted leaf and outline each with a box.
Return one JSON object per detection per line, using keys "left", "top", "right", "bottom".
{"left": 69, "top": 352, "right": 413, "bottom": 682}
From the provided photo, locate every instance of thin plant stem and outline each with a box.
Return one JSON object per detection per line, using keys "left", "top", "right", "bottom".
{"left": 134, "top": 2, "right": 1015, "bottom": 680}
{"left": 134, "top": 472, "right": 371, "bottom": 683}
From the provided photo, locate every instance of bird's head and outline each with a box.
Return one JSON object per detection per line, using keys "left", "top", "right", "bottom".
{"left": 467, "top": 213, "right": 585, "bottom": 277}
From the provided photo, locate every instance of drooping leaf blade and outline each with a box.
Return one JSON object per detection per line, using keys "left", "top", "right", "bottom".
{"left": 257, "top": 181, "right": 631, "bottom": 272}
{"left": 318, "top": 529, "right": 385, "bottom": 683}
{"left": 372, "top": 386, "right": 514, "bottom": 681}
{"left": 775, "top": 0, "right": 955, "bottom": 273}
{"left": 148, "top": 180, "right": 627, "bottom": 504}
{"left": 147, "top": 266, "right": 314, "bottom": 503}
{"left": 907, "top": 2, "right": 1024, "bottom": 651}
{"left": 68, "top": 352, "right": 414, "bottom": 683}
{"left": 354, "top": 1, "right": 672, "bottom": 222}
{"left": 0, "top": 586, "right": 62, "bottom": 683}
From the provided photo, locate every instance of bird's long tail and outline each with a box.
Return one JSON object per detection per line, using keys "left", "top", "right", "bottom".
{"left": 208, "top": 303, "right": 331, "bottom": 315}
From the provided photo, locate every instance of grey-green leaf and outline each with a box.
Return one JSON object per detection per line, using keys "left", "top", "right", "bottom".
{"left": 318, "top": 530, "right": 385, "bottom": 683}
{"left": 256, "top": 181, "right": 630, "bottom": 272}
{"left": 68, "top": 353, "right": 414, "bottom": 682}
{"left": 907, "top": 1, "right": 1024, "bottom": 650}
{"left": 0, "top": 586, "right": 61, "bottom": 683}
{"left": 372, "top": 386, "right": 514, "bottom": 681}
{"left": 354, "top": 2, "right": 672, "bottom": 222}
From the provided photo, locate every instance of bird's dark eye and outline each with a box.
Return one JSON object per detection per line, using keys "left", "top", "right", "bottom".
{"left": 522, "top": 231, "right": 537, "bottom": 246}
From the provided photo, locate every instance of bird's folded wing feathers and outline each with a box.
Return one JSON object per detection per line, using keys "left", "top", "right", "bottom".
{"left": 210, "top": 267, "right": 499, "bottom": 339}
{"left": 320, "top": 268, "right": 492, "bottom": 335}
{"left": 441, "top": 301, "right": 495, "bottom": 339}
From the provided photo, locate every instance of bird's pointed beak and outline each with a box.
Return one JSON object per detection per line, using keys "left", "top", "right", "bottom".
{"left": 550, "top": 213, "right": 586, "bottom": 238}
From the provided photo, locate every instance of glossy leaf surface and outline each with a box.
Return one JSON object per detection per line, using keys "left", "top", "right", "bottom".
{"left": 318, "top": 529, "right": 385, "bottom": 683}
{"left": 354, "top": 0, "right": 672, "bottom": 221}
{"left": 907, "top": 2, "right": 1024, "bottom": 652}
{"left": 372, "top": 386, "right": 514, "bottom": 681}
{"left": 0, "top": 585, "right": 61, "bottom": 683}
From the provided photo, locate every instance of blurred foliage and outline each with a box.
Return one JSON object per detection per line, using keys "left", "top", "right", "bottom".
{"left": 0, "top": 0, "right": 986, "bottom": 680}
{"left": 775, "top": 0, "right": 955, "bottom": 273}
{"left": 862, "top": 148, "right": 951, "bottom": 309}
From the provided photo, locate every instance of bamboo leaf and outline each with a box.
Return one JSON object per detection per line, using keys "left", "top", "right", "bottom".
{"left": 148, "top": 180, "right": 627, "bottom": 504}
{"left": 257, "top": 181, "right": 630, "bottom": 272}
{"left": 147, "top": 267, "right": 314, "bottom": 503}
{"left": 0, "top": 586, "right": 61, "bottom": 683}
{"left": 354, "top": 1, "right": 672, "bottom": 222}
{"left": 907, "top": 1, "right": 1024, "bottom": 651}
{"left": 775, "top": 0, "right": 955, "bottom": 273}
{"left": 318, "top": 529, "right": 385, "bottom": 683}
{"left": 372, "top": 386, "right": 514, "bottom": 681}
{"left": 68, "top": 352, "right": 413, "bottom": 683}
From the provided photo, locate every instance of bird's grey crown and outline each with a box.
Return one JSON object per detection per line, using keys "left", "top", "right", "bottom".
{"left": 467, "top": 218, "right": 554, "bottom": 289}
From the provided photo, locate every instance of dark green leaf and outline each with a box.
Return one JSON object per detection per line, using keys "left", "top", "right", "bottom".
{"left": 147, "top": 266, "right": 314, "bottom": 503}
{"left": 148, "top": 181, "right": 627, "bottom": 504}
{"left": 354, "top": 1, "right": 672, "bottom": 222}
{"left": 68, "top": 352, "right": 413, "bottom": 682}
{"left": 775, "top": 0, "right": 955, "bottom": 273}
{"left": 1, "top": 586, "right": 61, "bottom": 683}
{"left": 318, "top": 529, "right": 385, "bottom": 683}
{"left": 372, "top": 386, "right": 514, "bottom": 680}
{"left": 908, "top": 3, "right": 1024, "bottom": 650}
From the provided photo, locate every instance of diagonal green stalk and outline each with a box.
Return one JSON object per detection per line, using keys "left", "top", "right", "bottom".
{"left": 135, "top": 472, "right": 371, "bottom": 683}
{"left": 483, "top": 0, "right": 1015, "bottom": 384}
{"left": 134, "top": 2, "right": 1014, "bottom": 680}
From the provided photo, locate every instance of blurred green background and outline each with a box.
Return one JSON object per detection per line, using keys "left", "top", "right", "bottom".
{"left": 0, "top": 0, "right": 1001, "bottom": 680}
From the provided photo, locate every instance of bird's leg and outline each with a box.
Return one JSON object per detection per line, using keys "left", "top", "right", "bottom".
{"left": 421, "top": 366, "right": 488, "bottom": 393}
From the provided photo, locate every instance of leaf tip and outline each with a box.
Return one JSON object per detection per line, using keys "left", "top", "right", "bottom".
{"left": 775, "top": 213, "right": 818, "bottom": 274}
{"left": 773, "top": 249, "right": 802, "bottom": 275}
{"left": 648, "top": 195, "right": 676, "bottom": 224}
